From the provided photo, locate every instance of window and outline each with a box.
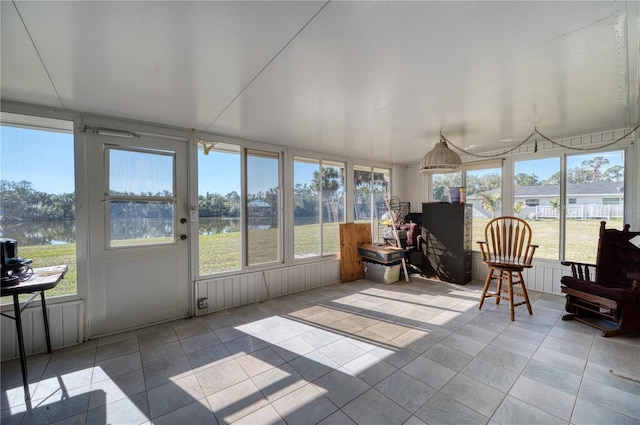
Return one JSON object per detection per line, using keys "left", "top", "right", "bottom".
{"left": 107, "top": 147, "right": 175, "bottom": 247}
{"left": 466, "top": 167, "right": 501, "bottom": 248}
{"left": 197, "top": 145, "right": 281, "bottom": 274}
{"left": 1, "top": 115, "right": 76, "bottom": 302}
{"left": 247, "top": 149, "right": 281, "bottom": 266}
{"left": 568, "top": 198, "right": 577, "bottom": 204}
{"left": 354, "top": 166, "right": 391, "bottom": 242}
{"left": 432, "top": 172, "right": 463, "bottom": 202}
{"left": 565, "top": 151, "right": 625, "bottom": 262}
{"left": 515, "top": 157, "right": 560, "bottom": 260}
{"left": 293, "top": 157, "right": 345, "bottom": 258}
{"left": 198, "top": 143, "right": 241, "bottom": 274}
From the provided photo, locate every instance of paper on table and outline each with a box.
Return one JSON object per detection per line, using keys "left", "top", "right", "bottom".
{"left": 630, "top": 235, "right": 640, "bottom": 249}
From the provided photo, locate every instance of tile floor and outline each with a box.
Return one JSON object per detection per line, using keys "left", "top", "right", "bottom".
{"left": 1, "top": 277, "right": 639, "bottom": 425}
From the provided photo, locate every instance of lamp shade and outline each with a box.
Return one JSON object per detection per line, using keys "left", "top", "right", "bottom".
{"left": 419, "top": 138, "right": 462, "bottom": 174}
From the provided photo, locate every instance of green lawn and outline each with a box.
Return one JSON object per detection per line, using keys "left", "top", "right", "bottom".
{"left": 4, "top": 218, "right": 619, "bottom": 304}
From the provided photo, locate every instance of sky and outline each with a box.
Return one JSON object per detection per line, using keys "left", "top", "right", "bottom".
{"left": 1, "top": 125, "right": 627, "bottom": 196}
{"left": 1, "top": 126, "right": 75, "bottom": 194}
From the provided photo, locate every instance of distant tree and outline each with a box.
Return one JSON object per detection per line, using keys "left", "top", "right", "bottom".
{"left": 477, "top": 192, "right": 501, "bottom": 218}
{"left": 603, "top": 165, "right": 624, "bottom": 182}
{"left": 513, "top": 201, "right": 525, "bottom": 217}
{"left": 580, "top": 156, "right": 609, "bottom": 182}
{"left": 542, "top": 172, "right": 561, "bottom": 185}
{"left": 515, "top": 173, "right": 541, "bottom": 186}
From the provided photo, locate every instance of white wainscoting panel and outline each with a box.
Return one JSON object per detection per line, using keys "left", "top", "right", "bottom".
{"left": 196, "top": 259, "right": 341, "bottom": 314}
{"left": 1, "top": 300, "right": 84, "bottom": 361}
{"left": 472, "top": 252, "right": 570, "bottom": 295}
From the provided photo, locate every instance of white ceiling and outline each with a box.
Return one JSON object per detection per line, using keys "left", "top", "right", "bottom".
{"left": 2, "top": 1, "right": 638, "bottom": 164}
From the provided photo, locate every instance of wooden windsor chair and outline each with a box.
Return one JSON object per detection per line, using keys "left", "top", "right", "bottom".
{"left": 478, "top": 216, "right": 538, "bottom": 321}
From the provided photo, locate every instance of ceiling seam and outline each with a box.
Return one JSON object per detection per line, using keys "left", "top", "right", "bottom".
{"left": 11, "top": 1, "right": 65, "bottom": 109}
{"left": 204, "top": 0, "right": 331, "bottom": 132}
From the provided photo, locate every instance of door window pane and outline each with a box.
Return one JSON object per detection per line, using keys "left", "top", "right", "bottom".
{"left": 1, "top": 118, "right": 77, "bottom": 302}
{"left": 515, "top": 157, "right": 560, "bottom": 260}
{"left": 198, "top": 143, "right": 242, "bottom": 274}
{"left": 247, "top": 150, "right": 280, "bottom": 265}
{"left": 565, "top": 151, "right": 625, "bottom": 263}
{"left": 354, "top": 166, "right": 390, "bottom": 242}
{"left": 107, "top": 147, "right": 175, "bottom": 247}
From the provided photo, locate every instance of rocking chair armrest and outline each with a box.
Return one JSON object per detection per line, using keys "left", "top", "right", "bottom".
{"left": 561, "top": 260, "right": 598, "bottom": 281}
{"left": 477, "top": 241, "right": 488, "bottom": 261}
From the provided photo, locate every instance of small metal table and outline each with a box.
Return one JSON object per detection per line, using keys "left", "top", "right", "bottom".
{"left": 1, "top": 266, "right": 67, "bottom": 400}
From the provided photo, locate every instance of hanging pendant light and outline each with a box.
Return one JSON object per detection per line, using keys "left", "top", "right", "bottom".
{"left": 419, "top": 134, "right": 462, "bottom": 174}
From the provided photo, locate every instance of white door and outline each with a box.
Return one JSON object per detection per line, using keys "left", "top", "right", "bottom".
{"left": 87, "top": 131, "right": 190, "bottom": 337}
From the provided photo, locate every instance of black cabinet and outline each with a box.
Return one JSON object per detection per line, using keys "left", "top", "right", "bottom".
{"left": 421, "top": 203, "right": 472, "bottom": 284}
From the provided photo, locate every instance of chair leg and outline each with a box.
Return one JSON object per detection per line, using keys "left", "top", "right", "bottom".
{"left": 518, "top": 271, "right": 533, "bottom": 315}
{"left": 507, "top": 272, "right": 515, "bottom": 321}
{"left": 495, "top": 271, "right": 503, "bottom": 305}
{"left": 479, "top": 268, "right": 494, "bottom": 310}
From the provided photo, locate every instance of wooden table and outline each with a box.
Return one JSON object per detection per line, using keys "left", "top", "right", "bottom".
{"left": 1, "top": 265, "right": 67, "bottom": 400}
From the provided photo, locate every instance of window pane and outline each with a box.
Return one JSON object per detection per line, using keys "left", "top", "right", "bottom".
{"left": 198, "top": 143, "right": 241, "bottom": 274}
{"left": 109, "top": 149, "right": 173, "bottom": 196}
{"left": 322, "top": 161, "right": 345, "bottom": 254}
{"left": 108, "top": 147, "right": 175, "bottom": 248}
{"left": 109, "top": 201, "right": 174, "bottom": 246}
{"left": 247, "top": 150, "right": 280, "bottom": 265}
{"left": 466, "top": 168, "right": 501, "bottom": 249}
{"left": 373, "top": 168, "right": 391, "bottom": 242}
{"left": 515, "top": 157, "right": 560, "bottom": 260}
{"left": 1, "top": 121, "right": 77, "bottom": 302}
{"left": 294, "top": 157, "right": 320, "bottom": 258}
{"left": 432, "top": 172, "right": 463, "bottom": 202}
{"left": 565, "top": 151, "right": 625, "bottom": 263}
{"left": 354, "top": 166, "right": 373, "bottom": 223}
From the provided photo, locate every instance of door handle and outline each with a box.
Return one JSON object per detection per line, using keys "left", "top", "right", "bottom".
{"left": 180, "top": 234, "right": 188, "bottom": 241}
{"left": 180, "top": 218, "right": 187, "bottom": 224}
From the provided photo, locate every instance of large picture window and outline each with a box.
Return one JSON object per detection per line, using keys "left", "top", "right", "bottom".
{"left": 1, "top": 115, "right": 76, "bottom": 302}
{"left": 198, "top": 143, "right": 242, "bottom": 274}
{"left": 293, "top": 157, "right": 345, "bottom": 258}
{"left": 564, "top": 151, "right": 624, "bottom": 262}
{"left": 466, "top": 167, "right": 502, "bottom": 248}
{"left": 354, "top": 166, "right": 391, "bottom": 242}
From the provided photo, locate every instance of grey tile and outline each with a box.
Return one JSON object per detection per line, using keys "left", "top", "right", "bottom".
{"left": 208, "top": 378, "right": 268, "bottom": 424}
{"left": 88, "top": 369, "right": 146, "bottom": 410}
{"left": 20, "top": 385, "right": 94, "bottom": 425}
{"left": 318, "top": 338, "right": 368, "bottom": 367}
{"left": 540, "top": 334, "right": 590, "bottom": 359}
{"left": 578, "top": 377, "right": 640, "bottom": 420}
{"left": 572, "top": 397, "right": 640, "bottom": 425}
{"left": 152, "top": 399, "right": 216, "bottom": 425}
{"left": 476, "top": 344, "right": 530, "bottom": 374}
{"left": 235, "top": 347, "right": 284, "bottom": 377}
{"left": 313, "top": 368, "right": 370, "bottom": 407}
{"left": 140, "top": 340, "right": 184, "bottom": 368}
{"left": 251, "top": 363, "right": 307, "bottom": 403}
{"left": 423, "top": 343, "right": 474, "bottom": 371}
{"left": 187, "top": 342, "right": 234, "bottom": 372}
{"left": 460, "top": 357, "right": 519, "bottom": 393}
{"left": 492, "top": 395, "right": 565, "bottom": 425}
{"left": 583, "top": 362, "right": 640, "bottom": 396}
{"left": 147, "top": 374, "right": 204, "bottom": 419}
{"left": 375, "top": 370, "right": 437, "bottom": 413}
{"left": 532, "top": 346, "right": 586, "bottom": 376}
{"left": 272, "top": 383, "right": 337, "bottom": 425}
{"left": 342, "top": 352, "right": 397, "bottom": 386}
{"left": 179, "top": 331, "right": 222, "bottom": 354}
{"left": 401, "top": 355, "right": 457, "bottom": 390}
{"left": 342, "top": 388, "right": 412, "bottom": 425}
{"left": 196, "top": 359, "right": 249, "bottom": 396}
{"left": 440, "top": 374, "right": 506, "bottom": 418}
{"left": 232, "top": 404, "right": 285, "bottom": 425}
{"left": 269, "top": 335, "right": 316, "bottom": 362}
{"left": 86, "top": 391, "right": 149, "bottom": 425}
{"left": 317, "top": 409, "right": 357, "bottom": 425}
{"left": 521, "top": 359, "right": 582, "bottom": 396}
{"left": 143, "top": 354, "right": 193, "bottom": 390}
{"left": 370, "top": 346, "right": 420, "bottom": 369}
{"left": 95, "top": 337, "right": 140, "bottom": 363}
{"left": 414, "top": 392, "right": 489, "bottom": 425}
{"left": 508, "top": 375, "right": 575, "bottom": 420}
{"left": 288, "top": 350, "right": 339, "bottom": 382}
{"left": 590, "top": 337, "right": 640, "bottom": 380}
{"left": 225, "top": 335, "right": 269, "bottom": 357}
{"left": 491, "top": 334, "right": 539, "bottom": 358}
{"left": 137, "top": 326, "right": 178, "bottom": 351}
{"left": 91, "top": 351, "right": 142, "bottom": 383}
{"left": 440, "top": 332, "right": 488, "bottom": 356}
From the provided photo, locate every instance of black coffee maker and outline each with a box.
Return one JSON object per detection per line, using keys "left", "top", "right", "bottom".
{"left": 1, "top": 238, "right": 32, "bottom": 287}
